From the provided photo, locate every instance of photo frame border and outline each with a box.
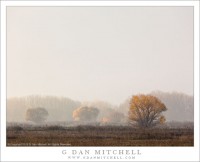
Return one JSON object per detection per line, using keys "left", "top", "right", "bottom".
{"left": 1, "top": 1, "right": 199, "bottom": 162}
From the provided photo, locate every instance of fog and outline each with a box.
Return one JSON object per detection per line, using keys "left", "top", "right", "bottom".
{"left": 7, "top": 95, "right": 126, "bottom": 124}
{"left": 7, "top": 7, "right": 193, "bottom": 105}
{"left": 7, "top": 91, "right": 193, "bottom": 125}
{"left": 118, "top": 91, "right": 194, "bottom": 122}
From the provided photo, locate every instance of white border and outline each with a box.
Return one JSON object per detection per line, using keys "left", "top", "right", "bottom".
{"left": 0, "top": 1, "right": 199, "bottom": 6}
{"left": 1, "top": 1, "right": 199, "bottom": 162}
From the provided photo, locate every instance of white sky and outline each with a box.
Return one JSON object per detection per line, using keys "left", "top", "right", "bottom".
{"left": 7, "top": 7, "right": 193, "bottom": 105}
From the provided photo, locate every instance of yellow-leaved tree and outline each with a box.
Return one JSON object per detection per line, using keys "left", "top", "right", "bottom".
{"left": 129, "top": 95, "right": 167, "bottom": 128}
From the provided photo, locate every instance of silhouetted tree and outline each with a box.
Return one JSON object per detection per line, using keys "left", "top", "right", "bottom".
{"left": 26, "top": 107, "right": 48, "bottom": 124}
{"left": 129, "top": 95, "right": 167, "bottom": 128}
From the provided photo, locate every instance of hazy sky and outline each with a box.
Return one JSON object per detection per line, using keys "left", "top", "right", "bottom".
{"left": 7, "top": 7, "right": 193, "bottom": 105}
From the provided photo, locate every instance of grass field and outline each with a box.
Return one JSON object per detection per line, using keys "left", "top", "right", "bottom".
{"left": 6, "top": 125, "right": 193, "bottom": 146}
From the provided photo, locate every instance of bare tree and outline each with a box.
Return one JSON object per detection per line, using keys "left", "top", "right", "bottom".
{"left": 26, "top": 107, "right": 49, "bottom": 124}
{"left": 129, "top": 95, "right": 167, "bottom": 128}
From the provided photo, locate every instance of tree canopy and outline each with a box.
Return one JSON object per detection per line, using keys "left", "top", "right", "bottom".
{"left": 26, "top": 107, "right": 49, "bottom": 124}
{"left": 129, "top": 95, "right": 167, "bottom": 128}
{"left": 73, "top": 106, "right": 99, "bottom": 122}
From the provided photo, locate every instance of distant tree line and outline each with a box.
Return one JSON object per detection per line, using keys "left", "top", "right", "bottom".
{"left": 23, "top": 94, "right": 168, "bottom": 128}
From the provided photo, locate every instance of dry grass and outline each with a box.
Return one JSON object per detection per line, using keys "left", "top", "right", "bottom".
{"left": 6, "top": 125, "right": 193, "bottom": 146}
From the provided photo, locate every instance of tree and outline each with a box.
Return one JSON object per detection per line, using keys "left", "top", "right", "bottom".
{"left": 26, "top": 107, "right": 49, "bottom": 124}
{"left": 159, "top": 115, "right": 166, "bottom": 124}
{"left": 129, "top": 95, "right": 167, "bottom": 128}
{"left": 73, "top": 106, "right": 99, "bottom": 122}
{"left": 101, "top": 111, "right": 125, "bottom": 124}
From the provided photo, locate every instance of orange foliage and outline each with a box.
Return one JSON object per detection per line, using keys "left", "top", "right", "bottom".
{"left": 129, "top": 95, "right": 167, "bottom": 128}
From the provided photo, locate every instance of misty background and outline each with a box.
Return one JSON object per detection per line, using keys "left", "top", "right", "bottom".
{"left": 6, "top": 7, "right": 193, "bottom": 123}
{"left": 7, "top": 91, "right": 193, "bottom": 123}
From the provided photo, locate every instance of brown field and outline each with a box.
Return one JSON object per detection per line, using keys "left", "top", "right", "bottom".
{"left": 6, "top": 125, "right": 194, "bottom": 146}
